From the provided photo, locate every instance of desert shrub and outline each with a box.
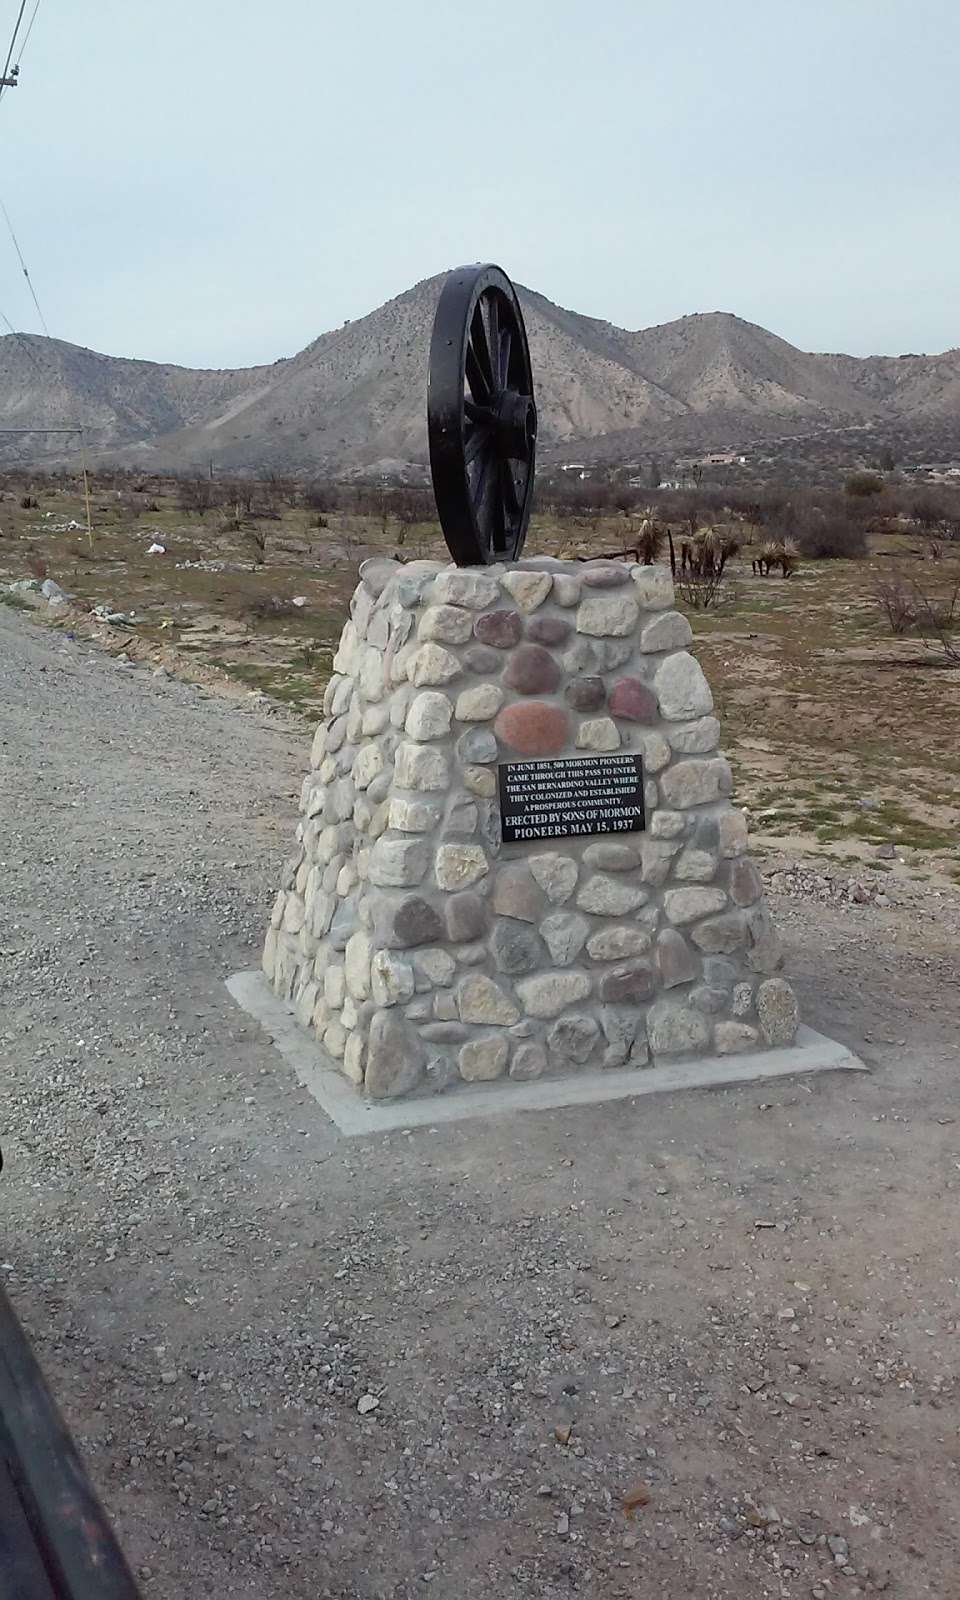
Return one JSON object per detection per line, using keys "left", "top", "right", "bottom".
{"left": 914, "top": 583, "right": 960, "bottom": 641}
{"left": 25, "top": 554, "right": 48, "bottom": 580}
{"left": 635, "top": 518, "right": 664, "bottom": 565}
{"left": 679, "top": 526, "right": 739, "bottom": 579}
{"left": 753, "top": 540, "right": 798, "bottom": 577}
{"left": 20, "top": 494, "right": 38, "bottom": 509}
{"left": 263, "top": 470, "right": 299, "bottom": 507}
{"left": 792, "top": 502, "right": 867, "bottom": 559}
{"left": 910, "top": 491, "right": 948, "bottom": 529}
{"left": 178, "top": 478, "right": 220, "bottom": 516}
{"left": 873, "top": 576, "right": 959, "bottom": 661}
{"left": 245, "top": 526, "right": 267, "bottom": 565}
{"left": 245, "top": 596, "right": 295, "bottom": 620}
{"left": 303, "top": 483, "right": 340, "bottom": 513}
{"left": 872, "top": 575, "right": 915, "bottom": 633}
{"left": 845, "top": 472, "right": 884, "bottom": 497}
{"left": 675, "top": 566, "right": 726, "bottom": 610}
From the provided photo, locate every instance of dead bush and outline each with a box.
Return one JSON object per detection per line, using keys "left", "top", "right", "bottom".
{"left": 177, "top": 478, "right": 220, "bottom": 517}
{"left": 914, "top": 583, "right": 960, "bottom": 648}
{"left": 675, "top": 568, "right": 727, "bottom": 610}
{"left": 303, "top": 483, "right": 340, "bottom": 514}
{"left": 872, "top": 575, "right": 915, "bottom": 634}
{"left": 245, "top": 596, "right": 296, "bottom": 620}
{"left": 792, "top": 505, "right": 867, "bottom": 559}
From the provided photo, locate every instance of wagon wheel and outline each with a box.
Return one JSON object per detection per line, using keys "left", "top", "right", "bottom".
{"left": 428, "top": 263, "right": 538, "bottom": 566}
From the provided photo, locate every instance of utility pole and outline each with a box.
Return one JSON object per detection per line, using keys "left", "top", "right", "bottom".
{"left": 0, "top": 64, "right": 19, "bottom": 89}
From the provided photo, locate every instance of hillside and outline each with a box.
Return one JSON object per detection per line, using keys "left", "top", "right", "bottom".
{"left": 0, "top": 272, "right": 958, "bottom": 472}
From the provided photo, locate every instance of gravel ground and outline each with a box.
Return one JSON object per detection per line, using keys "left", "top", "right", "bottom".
{"left": 2, "top": 604, "right": 959, "bottom": 1600}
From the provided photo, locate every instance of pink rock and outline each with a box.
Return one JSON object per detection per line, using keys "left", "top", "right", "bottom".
{"left": 609, "top": 676, "right": 658, "bottom": 723}
{"left": 494, "top": 701, "right": 569, "bottom": 756}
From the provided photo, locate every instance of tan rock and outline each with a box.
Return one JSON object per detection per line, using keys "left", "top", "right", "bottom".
{"left": 433, "top": 570, "right": 501, "bottom": 609}
{"left": 434, "top": 843, "right": 489, "bottom": 891}
{"left": 664, "top": 886, "right": 728, "bottom": 924}
{"left": 515, "top": 970, "right": 592, "bottom": 1018}
{"left": 418, "top": 604, "right": 474, "bottom": 644}
{"left": 408, "top": 642, "right": 461, "bottom": 686}
{"left": 576, "top": 717, "right": 620, "bottom": 751}
{"left": 458, "top": 1037, "right": 510, "bottom": 1082}
{"left": 529, "top": 853, "right": 578, "bottom": 904}
{"left": 499, "top": 570, "right": 553, "bottom": 611}
{"left": 405, "top": 690, "right": 453, "bottom": 741}
{"left": 576, "top": 594, "right": 640, "bottom": 637}
{"left": 457, "top": 973, "right": 521, "bottom": 1025}
{"left": 394, "top": 741, "right": 449, "bottom": 791}
{"left": 714, "top": 1021, "right": 759, "bottom": 1054}
{"left": 455, "top": 683, "right": 505, "bottom": 721}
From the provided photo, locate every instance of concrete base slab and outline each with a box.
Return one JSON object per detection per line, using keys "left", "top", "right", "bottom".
{"left": 227, "top": 970, "right": 864, "bottom": 1138}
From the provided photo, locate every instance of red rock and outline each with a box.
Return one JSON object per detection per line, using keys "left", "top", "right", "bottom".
{"left": 527, "top": 614, "right": 571, "bottom": 645}
{"left": 494, "top": 701, "right": 569, "bottom": 756}
{"left": 503, "top": 643, "right": 561, "bottom": 695}
{"left": 609, "top": 676, "right": 658, "bottom": 723}
{"left": 474, "top": 609, "right": 523, "bottom": 648}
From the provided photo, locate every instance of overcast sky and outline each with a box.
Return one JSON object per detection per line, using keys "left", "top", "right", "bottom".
{"left": 0, "top": 0, "right": 957, "bottom": 368}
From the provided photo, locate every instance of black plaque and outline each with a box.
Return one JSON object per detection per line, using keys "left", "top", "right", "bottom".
{"left": 498, "top": 754, "right": 645, "bottom": 845}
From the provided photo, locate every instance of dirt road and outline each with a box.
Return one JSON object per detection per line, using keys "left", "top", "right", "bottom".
{"left": 1, "top": 605, "right": 958, "bottom": 1599}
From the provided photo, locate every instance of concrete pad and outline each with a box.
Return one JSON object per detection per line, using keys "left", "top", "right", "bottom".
{"left": 226, "top": 970, "right": 865, "bottom": 1138}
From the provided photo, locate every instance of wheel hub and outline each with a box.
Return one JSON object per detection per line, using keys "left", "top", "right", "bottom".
{"left": 494, "top": 390, "right": 537, "bottom": 462}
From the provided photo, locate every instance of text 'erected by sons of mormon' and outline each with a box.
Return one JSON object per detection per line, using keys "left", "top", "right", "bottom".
{"left": 497, "top": 753, "right": 645, "bottom": 844}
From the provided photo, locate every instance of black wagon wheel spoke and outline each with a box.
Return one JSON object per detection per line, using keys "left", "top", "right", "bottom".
{"left": 427, "top": 263, "right": 538, "bottom": 566}
{"left": 501, "top": 459, "right": 521, "bottom": 514}
{"left": 498, "top": 324, "right": 513, "bottom": 387}
{"left": 463, "top": 424, "right": 488, "bottom": 465}
{"left": 465, "top": 339, "right": 490, "bottom": 405}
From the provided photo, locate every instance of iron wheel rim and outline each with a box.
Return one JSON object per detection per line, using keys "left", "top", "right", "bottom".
{"left": 427, "top": 263, "right": 537, "bottom": 566}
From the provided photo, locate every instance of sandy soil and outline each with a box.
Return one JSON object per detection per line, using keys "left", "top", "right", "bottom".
{"left": 1, "top": 605, "right": 959, "bottom": 1600}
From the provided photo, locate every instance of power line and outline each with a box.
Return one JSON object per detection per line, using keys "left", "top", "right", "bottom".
{"left": 0, "top": 195, "right": 49, "bottom": 334}
{"left": 0, "top": 1, "right": 27, "bottom": 101}
{"left": 14, "top": 0, "right": 39, "bottom": 65}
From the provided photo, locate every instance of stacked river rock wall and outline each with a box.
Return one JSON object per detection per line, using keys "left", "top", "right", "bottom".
{"left": 262, "top": 557, "right": 799, "bottom": 1098}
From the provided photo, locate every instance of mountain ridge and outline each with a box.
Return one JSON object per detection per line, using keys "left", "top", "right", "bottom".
{"left": 0, "top": 273, "right": 957, "bottom": 472}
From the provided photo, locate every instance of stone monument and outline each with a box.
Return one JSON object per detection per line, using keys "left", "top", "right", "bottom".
{"left": 261, "top": 554, "right": 799, "bottom": 1099}
{"left": 259, "top": 264, "right": 799, "bottom": 1101}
